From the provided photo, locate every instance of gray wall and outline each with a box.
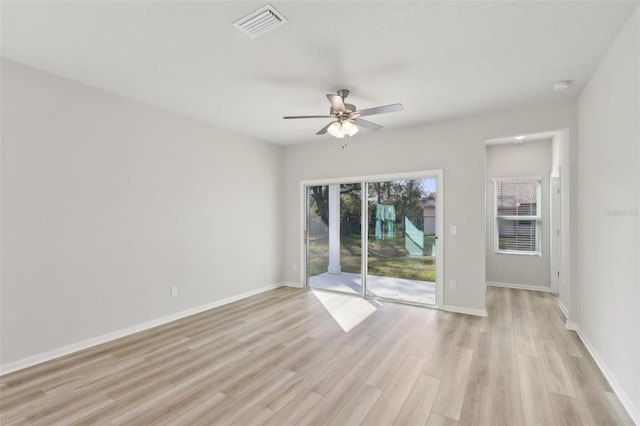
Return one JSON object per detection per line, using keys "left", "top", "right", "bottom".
{"left": 283, "top": 101, "right": 576, "bottom": 313}
{"left": 576, "top": 8, "right": 639, "bottom": 421}
{"left": 0, "top": 59, "right": 284, "bottom": 366}
{"left": 485, "top": 140, "right": 552, "bottom": 288}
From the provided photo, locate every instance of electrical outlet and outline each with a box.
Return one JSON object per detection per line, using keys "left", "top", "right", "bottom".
{"left": 450, "top": 280, "right": 457, "bottom": 289}
{"left": 292, "top": 263, "right": 297, "bottom": 271}
{"left": 450, "top": 225, "right": 457, "bottom": 235}
{"left": 171, "top": 286, "right": 178, "bottom": 297}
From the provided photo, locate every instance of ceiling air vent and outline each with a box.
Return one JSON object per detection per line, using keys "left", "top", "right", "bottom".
{"left": 233, "top": 4, "right": 288, "bottom": 39}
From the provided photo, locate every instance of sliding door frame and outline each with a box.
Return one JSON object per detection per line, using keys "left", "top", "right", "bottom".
{"left": 300, "top": 169, "right": 444, "bottom": 309}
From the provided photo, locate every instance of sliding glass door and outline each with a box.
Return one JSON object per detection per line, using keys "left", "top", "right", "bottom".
{"left": 306, "top": 183, "right": 362, "bottom": 295}
{"left": 305, "top": 172, "right": 440, "bottom": 307}
{"left": 366, "top": 178, "right": 437, "bottom": 305}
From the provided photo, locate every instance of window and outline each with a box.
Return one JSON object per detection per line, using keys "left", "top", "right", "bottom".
{"left": 493, "top": 177, "right": 541, "bottom": 255}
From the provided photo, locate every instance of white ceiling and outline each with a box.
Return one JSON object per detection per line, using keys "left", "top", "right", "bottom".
{"left": 1, "top": 1, "right": 637, "bottom": 145}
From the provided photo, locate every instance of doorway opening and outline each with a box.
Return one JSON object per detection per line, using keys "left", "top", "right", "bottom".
{"left": 484, "top": 129, "right": 570, "bottom": 321}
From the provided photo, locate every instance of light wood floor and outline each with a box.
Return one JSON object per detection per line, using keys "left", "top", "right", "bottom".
{"left": 0, "top": 286, "right": 634, "bottom": 425}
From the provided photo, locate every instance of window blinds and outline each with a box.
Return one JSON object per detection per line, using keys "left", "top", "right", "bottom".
{"left": 494, "top": 178, "right": 541, "bottom": 254}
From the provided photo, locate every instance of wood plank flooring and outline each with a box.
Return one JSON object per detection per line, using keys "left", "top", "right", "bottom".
{"left": 0, "top": 286, "right": 634, "bottom": 425}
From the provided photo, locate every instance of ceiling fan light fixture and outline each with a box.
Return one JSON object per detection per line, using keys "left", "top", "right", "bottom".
{"left": 342, "top": 120, "right": 359, "bottom": 137}
{"left": 284, "top": 89, "right": 404, "bottom": 138}
{"left": 327, "top": 121, "right": 345, "bottom": 138}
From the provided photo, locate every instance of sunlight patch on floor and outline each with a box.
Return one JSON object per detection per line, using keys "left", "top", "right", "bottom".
{"left": 312, "top": 290, "right": 378, "bottom": 332}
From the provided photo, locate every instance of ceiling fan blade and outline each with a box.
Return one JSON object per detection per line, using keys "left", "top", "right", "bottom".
{"left": 355, "top": 103, "right": 404, "bottom": 117}
{"left": 353, "top": 118, "right": 383, "bottom": 131}
{"left": 283, "top": 115, "right": 332, "bottom": 119}
{"left": 326, "top": 94, "right": 346, "bottom": 112}
{"left": 316, "top": 121, "right": 336, "bottom": 135}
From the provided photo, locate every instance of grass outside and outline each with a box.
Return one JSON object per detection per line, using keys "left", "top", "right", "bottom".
{"left": 308, "top": 234, "right": 436, "bottom": 282}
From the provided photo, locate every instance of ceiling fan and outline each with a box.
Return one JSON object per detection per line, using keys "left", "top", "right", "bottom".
{"left": 283, "top": 89, "right": 404, "bottom": 138}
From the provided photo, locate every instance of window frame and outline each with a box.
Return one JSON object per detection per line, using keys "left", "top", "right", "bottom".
{"left": 493, "top": 176, "right": 542, "bottom": 256}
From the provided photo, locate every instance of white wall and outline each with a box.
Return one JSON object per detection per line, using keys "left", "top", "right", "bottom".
{"left": 575, "top": 8, "right": 639, "bottom": 422}
{"left": 283, "top": 101, "right": 576, "bottom": 313}
{"left": 0, "top": 59, "right": 284, "bottom": 368}
{"left": 485, "top": 140, "right": 552, "bottom": 289}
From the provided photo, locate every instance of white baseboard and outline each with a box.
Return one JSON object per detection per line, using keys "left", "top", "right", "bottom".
{"left": 282, "top": 281, "right": 304, "bottom": 288}
{"left": 486, "top": 281, "right": 555, "bottom": 293}
{"left": 570, "top": 324, "right": 639, "bottom": 425}
{"left": 558, "top": 301, "right": 569, "bottom": 319}
{"left": 442, "top": 304, "right": 488, "bottom": 317}
{"left": 0, "top": 283, "right": 283, "bottom": 376}
{"left": 565, "top": 321, "right": 578, "bottom": 331}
